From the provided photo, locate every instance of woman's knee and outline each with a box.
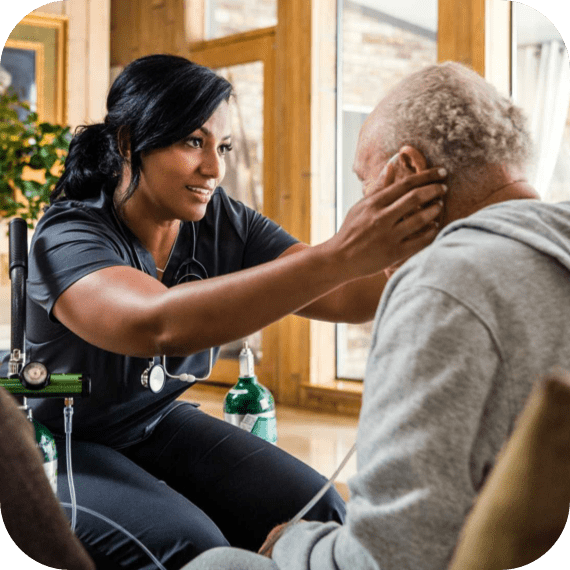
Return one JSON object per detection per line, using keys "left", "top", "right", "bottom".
{"left": 78, "top": 504, "right": 230, "bottom": 570}
{"left": 304, "top": 484, "right": 346, "bottom": 525}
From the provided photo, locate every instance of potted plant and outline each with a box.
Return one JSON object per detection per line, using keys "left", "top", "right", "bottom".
{"left": 0, "top": 90, "right": 71, "bottom": 227}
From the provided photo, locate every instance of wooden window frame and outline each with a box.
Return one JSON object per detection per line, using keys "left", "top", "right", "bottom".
{"left": 189, "top": 27, "right": 281, "bottom": 393}
{"left": 185, "top": 0, "right": 496, "bottom": 412}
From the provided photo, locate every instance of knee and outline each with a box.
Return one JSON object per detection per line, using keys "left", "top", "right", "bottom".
{"left": 304, "top": 485, "right": 346, "bottom": 525}
{"left": 149, "top": 513, "right": 231, "bottom": 565}
{"left": 77, "top": 507, "right": 230, "bottom": 570}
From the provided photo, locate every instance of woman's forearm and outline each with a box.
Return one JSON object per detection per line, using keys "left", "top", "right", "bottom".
{"left": 295, "top": 271, "right": 388, "bottom": 324}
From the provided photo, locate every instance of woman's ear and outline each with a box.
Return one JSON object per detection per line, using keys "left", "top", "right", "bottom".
{"left": 117, "top": 126, "right": 131, "bottom": 161}
{"left": 396, "top": 145, "right": 427, "bottom": 174}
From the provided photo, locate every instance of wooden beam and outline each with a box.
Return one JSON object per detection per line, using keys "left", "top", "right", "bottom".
{"left": 274, "top": 0, "right": 313, "bottom": 405}
{"left": 438, "top": 0, "right": 485, "bottom": 75}
{"left": 110, "top": 0, "right": 187, "bottom": 67}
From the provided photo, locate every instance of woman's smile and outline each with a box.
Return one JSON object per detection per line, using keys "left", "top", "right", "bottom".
{"left": 186, "top": 185, "right": 214, "bottom": 203}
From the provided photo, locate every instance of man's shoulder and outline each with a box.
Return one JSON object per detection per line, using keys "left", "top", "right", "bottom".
{"left": 396, "top": 228, "right": 512, "bottom": 286}
{"left": 387, "top": 199, "right": 570, "bottom": 308}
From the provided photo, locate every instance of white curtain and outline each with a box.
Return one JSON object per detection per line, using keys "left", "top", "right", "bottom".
{"left": 516, "top": 41, "right": 570, "bottom": 200}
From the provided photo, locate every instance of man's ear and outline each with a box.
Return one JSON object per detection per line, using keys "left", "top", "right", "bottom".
{"left": 396, "top": 145, "right": 427, "bottom": 174}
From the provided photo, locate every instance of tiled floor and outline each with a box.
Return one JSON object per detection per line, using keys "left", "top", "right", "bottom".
{"left": 179, "top": 383, "right": 358, "bottom": 499}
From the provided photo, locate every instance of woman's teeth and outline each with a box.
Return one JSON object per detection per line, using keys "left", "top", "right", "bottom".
{"left": 187, "top": 187, "right": 211, "bottom": 196}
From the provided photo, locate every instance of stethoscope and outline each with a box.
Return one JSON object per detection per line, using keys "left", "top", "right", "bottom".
{"left": 108, "top": 210, "right": 214, "bottom": 393}
{"left": 141, "top": 344, "right": 214, "bottom": 393}
{"left": 140, "top": 251, "right": 215, "bottom": 393}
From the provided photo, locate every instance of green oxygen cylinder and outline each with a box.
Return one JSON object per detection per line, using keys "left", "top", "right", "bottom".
{"left": 27, "top": 408, "right": 58, "bottom": 495}
{"left": 223, "top": 341, "right": 277, "bottom": 444}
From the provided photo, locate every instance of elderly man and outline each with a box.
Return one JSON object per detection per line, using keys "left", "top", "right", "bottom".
{"left": 185, "top": 61, "right": 570, "bottom": 569}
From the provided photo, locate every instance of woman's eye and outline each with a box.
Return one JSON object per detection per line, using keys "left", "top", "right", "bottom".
{"left": 186, "top": 137, "right": 202, "bottom": 148}
{"left": 219, "top": 144, "right": 233, "bottom": 156}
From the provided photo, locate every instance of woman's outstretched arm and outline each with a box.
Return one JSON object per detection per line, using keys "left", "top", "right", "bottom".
{"left": 53, "top": 167, "right": 445, "bottom": 357}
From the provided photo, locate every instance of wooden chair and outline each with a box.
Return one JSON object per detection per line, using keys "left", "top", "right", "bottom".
{"left": 449, "top": 369, "right": 570, "bottom": 570}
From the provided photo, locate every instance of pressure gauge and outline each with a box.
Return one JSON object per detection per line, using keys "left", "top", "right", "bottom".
{"left": 20, "top": 361, "right": 51, "bottom": 391}
{"left": 141, "top": 363, "right": 166, "bottom": 394}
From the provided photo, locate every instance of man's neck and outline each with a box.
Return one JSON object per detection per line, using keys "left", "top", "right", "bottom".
{"left": 443, "top": 165, "right": 540, "bottom": 227}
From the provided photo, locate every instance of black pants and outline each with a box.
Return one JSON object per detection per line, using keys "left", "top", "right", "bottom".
{"left": 56, "top": 402, "right": 345, "bottom": 570}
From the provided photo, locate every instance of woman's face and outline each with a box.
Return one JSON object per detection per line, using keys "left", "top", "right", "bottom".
{"left": 135, "top": 101, "right": 232, "bottom": 222}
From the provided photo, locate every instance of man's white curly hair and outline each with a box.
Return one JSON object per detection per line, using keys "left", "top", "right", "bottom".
{"left": 380, "top": 61, "right": 533, "bottom": 175}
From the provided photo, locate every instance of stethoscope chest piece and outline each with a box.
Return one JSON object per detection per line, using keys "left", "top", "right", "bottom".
{"left": 141, "top": 362, "right": 166, "bottom": 394}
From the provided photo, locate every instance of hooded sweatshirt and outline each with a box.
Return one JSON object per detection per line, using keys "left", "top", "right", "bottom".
{"left": 272, "top": 199, "right": 570, "bottom": 570}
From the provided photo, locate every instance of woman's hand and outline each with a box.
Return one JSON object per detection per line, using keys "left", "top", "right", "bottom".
{"left": 258, "top": 522, "right": 289, "bottom": 558}
{"left": 323, "top": 164, "right": 447, "bottom": 280}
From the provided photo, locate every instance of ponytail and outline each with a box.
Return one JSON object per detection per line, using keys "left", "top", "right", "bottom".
{"left": 50, "top": 123, "right": 122, "bottom": 203}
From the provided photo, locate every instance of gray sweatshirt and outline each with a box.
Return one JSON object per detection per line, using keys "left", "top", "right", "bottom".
{"left": 272, "top": 199, "right": 570, "bottom": 570}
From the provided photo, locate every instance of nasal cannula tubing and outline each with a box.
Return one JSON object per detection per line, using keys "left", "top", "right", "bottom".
{"left": 62, "top": 398, "right": 168, "bottom": 570}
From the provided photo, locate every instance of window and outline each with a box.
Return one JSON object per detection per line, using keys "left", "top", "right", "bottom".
{"left": 188, "top": 0, "right": 510, "bottom": 406}
{"left": 336, "top": 0, "right": 438, "bottom": 380}
{"left": 215, "top": 61, "right": 265, "bottom": 362}
{"left": 205, "top": 0, "right": 277, "bottom": 39}
{"left": 512, "top": 1, "right": 570, "bottom": 203}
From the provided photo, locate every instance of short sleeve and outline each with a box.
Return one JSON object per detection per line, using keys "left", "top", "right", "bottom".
{"left": 242, "top": 208, "right": 299, "bottom": 267}
{"left": 28, "top": 205, "right": 133, "bottom": 319}
{"left": 209, "top": 188, "right": 299, "bottom": 269}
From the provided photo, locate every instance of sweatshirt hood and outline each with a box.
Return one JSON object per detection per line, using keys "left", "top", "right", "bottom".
{"left": 438, "top": 199, "right": 570, "bottom": 273}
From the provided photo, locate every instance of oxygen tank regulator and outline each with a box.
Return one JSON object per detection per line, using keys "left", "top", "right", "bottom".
{"left": 0, "top": 218, "right": 355, "bottom": 569}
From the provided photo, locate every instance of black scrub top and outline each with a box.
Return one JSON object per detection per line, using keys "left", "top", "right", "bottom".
{"left": 25, "top": 187, "right": 298, "bottom": 448}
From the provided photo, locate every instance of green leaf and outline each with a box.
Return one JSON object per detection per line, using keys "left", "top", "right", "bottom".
{"left": 0, "top": 90, "right": 70, "bottom": 223}
{"left": 39, "top": 122, "right": 59, "bottom": 134}
{"left": 28, "top": 154, "right": 45, "bottom": 170}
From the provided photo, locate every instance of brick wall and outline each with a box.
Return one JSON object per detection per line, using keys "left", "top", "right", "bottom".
{"left": 342, "top": 6, "right": 436, "bottom": 109}
{"left": 208, "top": 0, "right": 276, "bottom": 38}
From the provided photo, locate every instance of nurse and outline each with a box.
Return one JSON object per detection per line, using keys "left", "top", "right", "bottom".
{"left": 26, "top": 54, "right": 446, "bottom": 569}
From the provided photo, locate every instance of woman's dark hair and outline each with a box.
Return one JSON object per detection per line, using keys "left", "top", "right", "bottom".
{"left": 50, "top": 54, "right": 233, "bottom": 204}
